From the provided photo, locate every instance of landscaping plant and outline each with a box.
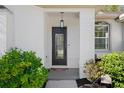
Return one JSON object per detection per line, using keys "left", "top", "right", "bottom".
{"left": 85, "top": 52, "right": 124, "bottom": 88}
{"left": 99, "top": 52, "right": 124, "bottom": 88}
{"left": 84, "top": 59, "right": 103, "bottom": 81}
{"left": 0, "top": 48, "right": 48, "bottom": 88}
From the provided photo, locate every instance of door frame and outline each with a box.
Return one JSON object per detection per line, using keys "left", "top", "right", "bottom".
{"left": 52, "top": 27, "right": 67, "bottom": 66}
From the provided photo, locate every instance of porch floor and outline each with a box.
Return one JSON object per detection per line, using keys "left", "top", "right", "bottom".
{"left": 48, "top": 68, "right": 79, "bottom": 80}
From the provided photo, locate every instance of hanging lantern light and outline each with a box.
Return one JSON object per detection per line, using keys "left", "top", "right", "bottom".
{"left": 60, "top": 12, "right": 64, "bottom": 28}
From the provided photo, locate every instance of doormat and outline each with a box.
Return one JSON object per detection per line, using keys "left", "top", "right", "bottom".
{"left": 51, "top": 68, "right": 69, "bottom": 71}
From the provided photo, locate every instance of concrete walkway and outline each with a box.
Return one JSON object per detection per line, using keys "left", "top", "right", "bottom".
{"left": 45, "top": 80, "right": 78, "bottom": 88}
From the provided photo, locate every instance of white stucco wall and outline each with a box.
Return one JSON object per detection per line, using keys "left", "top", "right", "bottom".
{"left": 1, "top": 6, "right": 123, "bottom": 79}
{"left": 45, "top": 12, "right": 80, "bottom": 68}
{"left": 6, "top": 10, "right": 14, "bottom": 51}
{"left": 95, "top": 19, "right": 122, "bottom": 56}
{"left": 79, "top": 9, "right": 95, "bottom": 78}
{"left": 5, "top": 5, "right": 46, "bottom": 64}
{"left": 1, "top": 6, "right": 123, "bottom": 78}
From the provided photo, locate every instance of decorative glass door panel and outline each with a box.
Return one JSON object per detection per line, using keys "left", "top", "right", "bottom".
{"left": 55, "top": 34, "right": 64, "bottom": 59}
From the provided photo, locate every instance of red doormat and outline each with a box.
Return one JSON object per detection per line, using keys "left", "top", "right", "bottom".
{"left": 51, "top": 68, "right": 68, "bottom": 71}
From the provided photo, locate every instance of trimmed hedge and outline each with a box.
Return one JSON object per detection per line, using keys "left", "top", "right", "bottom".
{"left": 0, "top": 48, "right": 48, "bottom": 88}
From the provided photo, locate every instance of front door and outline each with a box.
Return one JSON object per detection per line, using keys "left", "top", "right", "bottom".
{"left": 52, "top": 27, "right": 67, "bottom": 65}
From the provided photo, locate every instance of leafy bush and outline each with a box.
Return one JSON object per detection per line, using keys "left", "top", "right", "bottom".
{"left": 85, "top": 52, "right": 124, "bottom": 88}
{"left": 99, "top": 52, "right": 124, "bottom": 88}
{"left": 102, "top": 5, "right": 121, "bottom": 12}
{"left": 0, "top": 48, "right": 48, "bottom": 88}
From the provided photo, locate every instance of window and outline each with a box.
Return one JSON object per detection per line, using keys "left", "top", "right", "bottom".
{"left": 95, "top": 21, "right": 110, "bottom": 50}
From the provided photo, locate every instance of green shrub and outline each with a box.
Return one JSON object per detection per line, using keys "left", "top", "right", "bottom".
{"left": 0, "top": 48, "right": 48, "bottom": 88}
{"left": 85, "top": 52, "right": 124, "bottom": 88}
{"left": 99, "top": 52, "right": 124, "bottom": 88}
{"left": 102, "top": 5, "right": 121, "bottom": 12}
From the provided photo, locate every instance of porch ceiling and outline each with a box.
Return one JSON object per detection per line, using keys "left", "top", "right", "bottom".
{"left": 37, "top": 5, "right": 121, "bottom": 19}
{"left": 37, "top": 5, "right": 104, "bottom": 12}
{"left": 38, "top": 5, "right": 104, "bottom": 8}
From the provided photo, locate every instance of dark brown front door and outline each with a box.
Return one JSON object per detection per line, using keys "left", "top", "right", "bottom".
{"left": 52, "top": 27, "right": 67, "bottom": 65}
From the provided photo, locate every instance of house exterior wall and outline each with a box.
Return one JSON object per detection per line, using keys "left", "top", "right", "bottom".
{"left": 2, "top": 6, "right": 123, "bottom": 79}
{"left": 6, "top": 10, "right": 14, "bottom": 51}
{"left": 45, "top": 13, "right": 80, "bottom": 68}
{"left": 79, "top": 9, "right": 95, "bottom": 78}
{"left": 95, "top": 19, "right": 123, "bottom": 56}
{"left": 5, "top": 5, "right": 46, "bottom": 64}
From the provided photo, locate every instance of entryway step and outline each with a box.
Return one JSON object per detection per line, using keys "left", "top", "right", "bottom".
{"left": 45, "top": 80, "right": 78, "bottom": 88}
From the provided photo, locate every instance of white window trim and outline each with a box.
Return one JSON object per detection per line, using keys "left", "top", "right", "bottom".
{"left": 95, "top": 24, "right": 110, "bottom": 51}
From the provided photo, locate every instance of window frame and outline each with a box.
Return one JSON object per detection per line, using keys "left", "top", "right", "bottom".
{"left": 95, "top": 22, "right": 110, "bottom": 51}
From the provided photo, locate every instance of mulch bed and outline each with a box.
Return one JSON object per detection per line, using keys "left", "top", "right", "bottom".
{"left": 76, "top": 78, "right": 112, "bottom": 88}
{"left": 76, "top": 78, "right": 92, "bottom": 87}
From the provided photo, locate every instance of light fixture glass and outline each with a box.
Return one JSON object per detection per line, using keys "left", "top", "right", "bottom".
{"left": 60, "top": 12, "right": 64, "bottom": 28}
